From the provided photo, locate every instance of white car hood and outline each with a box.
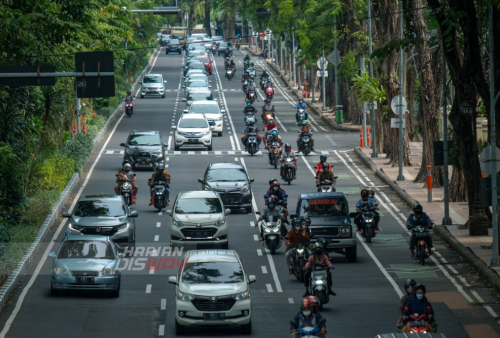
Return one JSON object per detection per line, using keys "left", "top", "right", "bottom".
{"left": 174, "top": 213, "right": 222, "bottom": 223}
{"left": 204, "top": 113, "right": 221, "bottom": 120}
{"left": 177, "top": 127, "right": 209, "bottom": 133}
{"left": 180, "top": 282, "right": 247, "bottom": 296}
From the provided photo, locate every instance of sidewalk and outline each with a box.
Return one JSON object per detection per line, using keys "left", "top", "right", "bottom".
{"left": 354, "top": 143, "right": 500, "bottom": 292}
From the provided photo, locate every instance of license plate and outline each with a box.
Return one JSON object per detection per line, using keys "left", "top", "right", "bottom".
{"left": 75, "top": 277, "right": 94, "bottom": 283}
{"left": 188, "top": 139, "right": 198, "bottom": 143}
{"left": 203, "top": 313, "right": 225, "bottom": 320}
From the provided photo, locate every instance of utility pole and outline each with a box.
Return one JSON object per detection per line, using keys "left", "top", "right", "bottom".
{"left": 360, "top": 55, "right": 367, "bottom": 147}
{"left": 322, "top": 48, "right": 326, "bottom": 111}
{"left": 292, "top": 29, "right": 297, "bottom": 88}
{"left": 368, "top": 0, "right": 377, "bottom": 158}
{"left": 397, "top": 0, "right": 405, "bottom": 181}
{"left": 311, "top": 63, "right": 316, "bottom": 103}
{"left": 76, "top": 97, "right": 81, "bottom": 133}
{"left": 334, "top": 16, "right": 339, "bottom": 114}
{"left": 442, "top": 50, "right": 451, "bottom": 226}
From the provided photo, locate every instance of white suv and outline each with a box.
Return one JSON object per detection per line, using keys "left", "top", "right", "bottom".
{"left": 183, "top": 100, "right": 225, "bottom": 137}
{"left": 172, "top": 114, "right": 214, "bottom": 150}
{"left": 168, "top": 250, "right": 256, "bottom": 335}
{"left": 140, "top": 73, "right": 166, "bottom": 98}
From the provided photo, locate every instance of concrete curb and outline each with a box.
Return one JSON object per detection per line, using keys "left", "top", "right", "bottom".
{"left": 0, "top": 47, "right": 162, "bottom": 312}
{"left": 353, "top": 146, "right": 500, "bottom": 294}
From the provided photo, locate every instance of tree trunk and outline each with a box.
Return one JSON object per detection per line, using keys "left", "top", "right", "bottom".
{"left": 449, "top": 168, "right": 467, "bottom": 202}
{"left": 411, "top": 0, "right": 444, "bottom": 186}
{"left": 204, "top": 0, "right": 211, "bottom": 36}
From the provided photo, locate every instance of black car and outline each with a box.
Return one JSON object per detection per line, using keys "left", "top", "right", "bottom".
{"left": 217, "top": 42, "right": 233, "bottom": 56}
{"left": 198, "top": 163, "right": 254, "bottom": 213}
{"left": 166, "top": 39, "right": 181, "bottom": 54}
{"left": 120, "top": 130, "right": 166, "bottom": 170}
{"left": 291, "top": 192, "right": 357, "bottom": 262}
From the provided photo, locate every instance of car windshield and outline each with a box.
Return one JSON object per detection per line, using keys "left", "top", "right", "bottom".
{"left": 57, "top": 240, "right": 115, "bottom": 259}
{"left": 74, "top": 200, "right": 126, "bottom": 217}
{"left": 188, "top": 93, "right": 212, "bottom": 101}
{"left": 143, "top": 75, "right": 162, "bottom": 83}
{"left": 190, "top": 104, "right": 219, "bottom": 115}
{"left": 219, "top": 42, "right": 228, "bottom": 47}
{"left": 178, "top": 118, "right": 208, "bottom": 128}
{"left": 182, "top": 262, "right": 244, "bottom": 284}
{"left": 169, "top": 39, "right": 180, "bottom": 45}
{"left": 187, "top": 81, "right": 207, "bottom": 88}
{"left": 206, "top": 168, "right": 247, "bottom": 182}
{"left": 186, "top": 70, "right": 204, "bottom": 76}
{"left": 190, "top": 63, "right": 205, "bottom": 69}
{"left": 175, "top": 197, "right": 222, "bottom": 214}
{"left": 299, "top": 198, "right": 348, "bottom": 217}
{"left": 172, "top": 34, "right": 184, "bottom": 39}
{"left": 127, "top": 134, "right": 161, "bottom": 145}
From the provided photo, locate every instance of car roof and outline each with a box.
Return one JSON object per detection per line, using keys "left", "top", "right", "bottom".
{"left": 145, "top": 73, "right": 162, "bottom": 77}
{"left": 190, "top": 100, "right": 217, "bottom": 106}
{"left": 81, "top": 195, "right": 122, "bottom": 201}
{"left": 208, "top": 163, "right": 245, "bottom": 170}
{"left": 178, "top": 190, "right": 219, "bottom": 199}
{"left": 180, "top": 114, "right": 208, "bottom": 120}
{"left": 184, "top": 250, "right": 239, "bottom": 263}
{"left": 129, "top": 130, "right": 159, "bottom": 135}
{"left": 188, "top": 87, "right": 211, "bottom": 93}
{"left": 299, "top": 192, "right": 347, "bottom": 199}
{"left": 65, "top": 235, "right": 111, "bottom": 242}
{"left": 187, "top": 79, "right": 208, "bottom": 83}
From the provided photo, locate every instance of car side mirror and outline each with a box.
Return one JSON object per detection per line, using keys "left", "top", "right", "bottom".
{"left": 198, "top": 178, "right": 204, "bottom": 184}
{"left": 249, "top": 178, "right": 254, "bottom": 183}
{"left": 221, "top": 109, "right": 226, "bottom": 113}
{"left": 182, "top": 85, "right": 186, "bottom": 88}
{"left": 171, "top": 126, "right": 177, "bottom": 130}
{"left": 182, "top": 98, "right": 186, "bottom": 102}
{"left": 248, "top": 275, "right": 257, "bottom": 284}
{"left": 224, "top": 209, "right": 231, "bottom": 215}
{"left": 255, "top": 211, "right": 261, "bottom": 215}
{"left": 48, "top": 252, "right": 56, "bottom": 258}
{"left": 62, "top": 211, "right": 71, "bottom": 218}
{"left": 166, "top": 210, "right": 172, "bottom": 216}
{"left": 183, "top": 109, "right": 188, "bottom": 113}
{"left": 120, "top": 143, "right": 126, "bottom": 147}
{"left": 130, "top": 211, "right": 138, "bottom": 217}
{"left": 168, "top": 276, "right": 178, "bottom": 284}
{"left": 118, "top": 253, "right": 124, "bottom": 259}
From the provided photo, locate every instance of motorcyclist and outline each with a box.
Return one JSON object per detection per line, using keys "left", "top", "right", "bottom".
{"left": 290, "top": 299, "right": 327, "bottom": 336}
{"left": 147, "top": 164, "right": 170, "bottom": 206}
{"left": 304, "top": 242, "right": 335, "bottom": 297}
{"left": 241, "top": 73, "right": 250, "bottom": 90}
{"left": 265, "top": 77, "right": 274, "bottom": 88}
{"left": 264, "top": 180, "right": 288, "bottom": 220}
{"left": 315, "top": 155, "right": 333, "bottom": 176}
{"left": 285, "top": 219, "right": 311, "bottom": 275}
{"left": 266, "top": 130, "right": 283, "bottom": 163}
{"left": 125, "top": 90, "right": 133, "bottom": 102}
{"left": 280, "top": 143, "right": 297, "bottom": 179}
{"left": 354, "top": 189, "right": 380, "bottom": 234}
{"left": 254, "top": 196, "right": 286, "bottom": 241}
{"left": 230, "top": 58, "right": 236, "bottom": 71}
{"left": 397, "top": 279, "right": 417, "bottom": 331}
{"left": 243, "top": 101, "right": 258, "bottom": 123}
{"left": 241, "top": 117, "right": 262, "bottom": 150}
{"left": 316, "top": 162, "right": 336, "bottom": 189}
{"left": 402, "top": 284, "right": 436, "bottom": 333}
{"left": 224, "top": 48, "right": 231, "bottom": 58}
{"left": 295, "top": 99, "right": 309, "bottom": 124}
{"left": 244, "top": 55, "right": 250, "bottom": 62}
{"left": 296, "top": 120, "right": 316, "bottom": 153}
{"left": 406, "top": 204, "right": 435, "bottom": 259}
{"left": 264, "top": 117, "right": 277, "bottom": 133}
{"left": 261, "top": 99, "right": 276, "bottom": 122}
{"left": 114, "top": 163, "right": 138, "bottom": 199}
{"left": 244, "top": 81, "right": 258, "bottom": 102}
{"left": 260, "top": 70, "right": 269, "bottom": 82}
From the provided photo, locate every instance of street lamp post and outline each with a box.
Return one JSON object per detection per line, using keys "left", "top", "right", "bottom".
{"left": 368, "top": 0, "right": 377, "bottom": 158}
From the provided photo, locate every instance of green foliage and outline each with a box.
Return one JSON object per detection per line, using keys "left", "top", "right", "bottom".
{"left": 338, "top": 50, "right": 360, "bottom": 83}
{"left": 0, "top": 143, "right": 25, "bottom": 209}
{"left": 351, "top": 71, "right": 386, "bottom": 104}
{"left": 39, "top": 154, "right": 75, "bottom": 191}
{"left": 21, "top": 189, "right": 60, "bottom": 227}
{"left": 97, "top": 106, "right": 115, "bottom": 118}
{"left": 61, "top": 133, "right": 94, "bottom": 172}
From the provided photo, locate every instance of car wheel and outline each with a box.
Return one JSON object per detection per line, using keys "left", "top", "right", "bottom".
{"left": 166, "top": 51, "right": 169, "bottom": 54}
{"left": 178, "top": 51, "right": 181, "bottom": 55}
{"left": 110, "top": 279, "right": 120, "bottom": 297}
{"left": 240, "top": 321, "right": 252, "bottom": 335}
{"left": 346, "top": 245, "right": 357, "bottom": 262}
{"left": 140, "top": 95, "right": 144, "bottom": 98}
{"left": 162, "top": 94, "right": 165, "bottom": 98}
{"left": 207, "top": 143, "right": 213, "bottom": 151}
{"left": 221, "top": 242, "right": 229, "bottom": 249}
{"left": 175, "top": 320, "right": 186, "bottom": 335}
{"left": 218, "top": 132, "right": 222, "bottom": 137}
{"left": 245, "top": 206, "right": 253, "bottom": 214}
{"left": 174, "top": 144, "right": 180, "bottom": 151}
{"left": 51, "top": 284, "right": 59, "bottom": 296}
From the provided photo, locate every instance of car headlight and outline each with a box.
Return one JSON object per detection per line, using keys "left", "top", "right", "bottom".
{"left": 233, "top": 290, "right": 250, "bottom": 301}
{"left": 202, "top": 130, "right": 211, "bottom": 135}
{"left": 101, "top": 267, "right": 117, "bottom": 275}
{"left": 68, "top": 223, "right": 83, "bottom": 232}
{"left": 240, "top": 184, "right": 249, "bottom": 194}
{"left": 115, "top": 223, "right": 130, "bottom": 232}
{"left": 177, "top": 292, "right": 195, "bottom": 301}
{"left": 215, "top": 217, "right": 225, "bottom": 226}
{"left": 341, "top": 227, "right": 350, "bottom": 234}
{"left": 53, "top": 267, "right": 69, "bottom": 275}
{"left": 296, "top": 249, "right": 305, "bottom": 254}
{"left": 125, "top": 148, "right": 134, "bottom": 155}
{"left": 173, "top": 218, "right": 184, "bottom": 227}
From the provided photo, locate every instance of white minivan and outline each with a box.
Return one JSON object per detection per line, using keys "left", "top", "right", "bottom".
{"left": 184, "top": 100, "right": 225, "bottom": 137}
{"left": 172, "top": 114, "right": 214, "bottom": 150}
{"left": 140, "top": 73, "right": 166, "bottom": 98}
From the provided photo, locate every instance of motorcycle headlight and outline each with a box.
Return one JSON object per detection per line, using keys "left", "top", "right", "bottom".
{"left": 240, "top": 184, "right": 249, "bottom": 194}
{"left": 68, "top": 223, "right": 83, "bottom": 232}
{"left": 115, "top": 223, "right": 130, "bottom": 232}
{"left": 101, "top": 267, "right": 117, "bottom": 275}
{"left": 177, "top": 292, "right": 195, "bottom": 301}
{"left": 271, "top": 226, "right": 280, "bottom": 233}
{"left": 364, "top": 217, "right": 374, "bottom": 222}
{"left": 53, "top": 267, "right": 69, "bottom": 275}
{"left": 341, "top": 227, "right": 350, "bottom": 234}
{"left": 315, "top": 279, "right": 324, "bottom": 285}
{"left": 215, "top": 217, "right": 225, "bottom": 226}
{"left": 296, "top": 249, "right": 304, "bottom": 254}
{"left": 233, "top": 290, "right": 250, "bottom": 301}
{"left": 122, "top": 182, "right": 132, "bottom": 190}
{"left": 173, "top": 218, "right": 184, "bottom": 227}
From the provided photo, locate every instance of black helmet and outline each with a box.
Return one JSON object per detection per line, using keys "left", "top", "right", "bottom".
{"left": 269, "top": 178, "right": 278, "bottom": 185}
{"left": 127, "top": 90, "right": 131, "bottom": 95}
{"left": 361, "top": 189, "right": 369, "bottom": 197}
{"left": 413, "top": 283, "right": 426, "bottom": 294}
{"left": 291, "top": 218, "right": 301, "bottom": 227}
{"left": 268, "top": 196, "right": 277, "bottom": 208}
{"left": 403, "top": 279, "right": 417, "bottom": 293}
{"left": 251, "top": 62, "right": 254, "bottom": 66}
{"left": 414, "top": 203, "right": 423, "bottom": 214}
{"left": 320, "top": 155, "right": 327, "bottom": 162}
{"left": 322, "top": 162, "right": 329, "bottom": 171}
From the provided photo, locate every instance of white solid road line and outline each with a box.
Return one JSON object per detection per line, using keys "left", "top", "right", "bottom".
{"left": 167, "top": 136, "right": 172, "bottom": 151}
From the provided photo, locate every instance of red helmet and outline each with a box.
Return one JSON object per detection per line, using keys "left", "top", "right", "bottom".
{"left": 299, "top": 299, "right": 312, "bottom": 311}
{"left": 271, "top": 181, "right": 280, "bottom": 192}
{"left": 305, "top": 295, "right": 321, "bottom": 312}
{"left": 285, "top": 143, "right": 291, "bottom": 152}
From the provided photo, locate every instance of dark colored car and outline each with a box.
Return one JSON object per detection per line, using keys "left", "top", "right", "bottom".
{"left": 120, "top": 130, "right": 166, "bottom": 170}
{"left": 62, "top": 195, "right": 138, "bottom": 250}
{"left": 198, "top": 163, "right": 254, "bottom": 213}
{"left": 217, "top": 41, "right": 233, "bottom": 56}
{"left": 292, "top": 192, "right": 357, "bottom": 262}
{"left": 166, "top": 39, "right": 182, "bottom": 54}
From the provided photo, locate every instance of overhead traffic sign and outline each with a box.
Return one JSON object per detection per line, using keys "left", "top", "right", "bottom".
{"left": 390, "top": 96, "right": 407, "bottom": 116}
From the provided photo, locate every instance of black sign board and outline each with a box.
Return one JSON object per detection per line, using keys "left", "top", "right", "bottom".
{"left": 75, "top": 51, "right": 115, "bottom": 98}
{"left": 480, "top": 175, "right": 500, "bottom": 207}
{"left": 433, "top": 140, "right": 454, "bottom": 166}
{"left": 0, "top": 66, "right": 55, "bottom": 86}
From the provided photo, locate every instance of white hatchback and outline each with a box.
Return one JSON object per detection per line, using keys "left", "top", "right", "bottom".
{"left": 172, "top": 114, "right": 214, "bottom": 150}
{"left": 184, "top": 101, "right": 225, "bottom": 136}
{"left": 168, "top": 250, "right": 256, "bottom": 335}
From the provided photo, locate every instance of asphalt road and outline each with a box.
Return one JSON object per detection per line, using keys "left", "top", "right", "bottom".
{"left": 0, "top": 47, "right": 499, "bottom": 338}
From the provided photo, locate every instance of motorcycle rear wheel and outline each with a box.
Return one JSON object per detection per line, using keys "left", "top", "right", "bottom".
{"left": 419, "top": 246, "right": 426, "bottom": 266}
{"left": 366, "top": 227, "right": 373, "bottom": 243}
{"left": 298, "top": 260, "right": 305, "bottom": 283}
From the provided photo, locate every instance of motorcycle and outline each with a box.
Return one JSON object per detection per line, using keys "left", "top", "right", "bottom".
{"left": 244, "top": 111, "right": 257, "bottom": 124}
{"left": 236, "top": 42, "right": 241, "bottom": 50}
{"left": 317, "top": 178, "right": 337, "bottom": 192}
{"left": 290, "top": 318, "right": 327, "bottom": 338}
{"left": 282, "top": 158, "right": 296, "bottom": 185}
{"left": 205, "top": 61, "right": 213, "bottom": 75}
{"left": 244, "top": 60, "right": 250, "bottom": 70}
{"left": 288, "top": 240, "right": 310, "bottom": 282}
{"left": 414, "top": 225, "right": 431, "bottom": 266}
{"left": 246, "top": 130, "right": 259, "bottom": 156}
{"left": 265, "top": 86, "right": 274, "bottom": 100}
{"left": 211, "top": 45, "right": 217, "bottom": 53}
{"left": 262, "top": 108, "right": 276, "bottom": 124}
{"left": 248, "top": 68, "right": 256, "bottom": 80}
{"left": 297, "top": 109, "right": 307, "bottom": 124}
{"left": 247, "top": 90, "right": 256, "bottom": 103}
{"left": 260, "top": 77, "right": 268, "bottom": 89}
{"left": 125, "top": 99, "right": 134, "bottom": 117}
{"left": 243, "top": 80, "right": 249, "bottom": 93}
{"left": 269, "top": 143, "right": 282, "bottom": 169}
{"left": 116, "top": 174, "right": 136, "bottom": 206}
{"left": 225, "top": 68, "right": 234, "bottom": 80}
{"left": 308, "top": 265, "right": 332, "bottom": 309}
{"left": 256, "top": 212, "right": 284, "bottom": 255}
{"left": 152, "top": 180, "right": 168, "bottom": 212}
{"left": 299, "top": 132, "right": 313, "bottom": 156}
{"left": 404, "top": 314, "right": 433, "bottom": 333}
{"left": 359, "top": 206, "right": 377, "bottom": 243}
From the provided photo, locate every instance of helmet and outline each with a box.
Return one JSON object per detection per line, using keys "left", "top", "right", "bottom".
{"left": 268, "top": 117, "right": 274, "bottom": 123}
{"left": 320, "top": 155, "right": 327, "bottom": 162}
{"left": 247, "top": 101, "right": 252, "bottom": 106}
{"left": 291, "top": 218, "right": 301, "bottom": 227}
{"left": 271, "top": 181, "right": 280, "bottom": 191}
{"left": 268, "top": 196, "right": 277, "bottom": 208}
{"left": 302, "top": 120, "right": 308, "bottom": 125}
{"left": 285, "top": 143, "right": 291, "bottom": 152}
{"left": 414, "top": 203, "right": 423, "bottom": 214}
{"left": 127, "top": 90, "right": 131, "bottom": 95}
{"left": 322, "top": 162, "right": 329, "bottom": 171}
{"left": 124, "top": 163, "right": 132, "bottom": 170}
{"left": 403, "top": 278, "right": 417, "bottom": 293}
{"left": 361, "top": 189, "right": 369, "bottom": 197}
{"left": 300, "top": 299, "right": 312, "bottom": 311}
{"left": 414, "top": 283, "right": 426, "bottom": 294}
{"left": 251, "top": 62, "right": 254, "bottom": 66}
{"left": 272, "top": 130, "right": 278, "bottom": 136}
{"left": 305, "top": 295, "right": 321, "bottom": 312}
{"left": 269, "top": 178, "right": 278, "bottom": 185}
{"left": 312, "top": 242, "right": 323, "bottom": 255}
{"left": 299, "top": 98, "right": 303, "bottom": 102}
{"left": 267, "top": 78, "right": 271, "bottom": 82}
{"left": 231, "top": 58, "right": 234, "bottom": 61}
